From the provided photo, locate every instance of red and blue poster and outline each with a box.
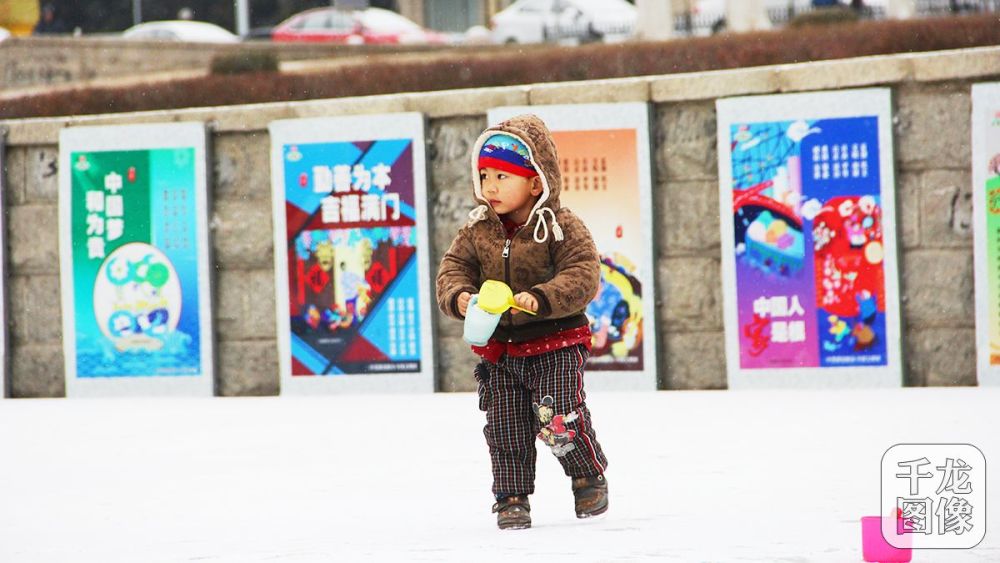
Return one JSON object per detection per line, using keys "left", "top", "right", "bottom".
{"left": 270, "top": 114, "right": 434, "bottom": 393}
{"left": 718, "top": 90, "right": 902, "bottom": 388}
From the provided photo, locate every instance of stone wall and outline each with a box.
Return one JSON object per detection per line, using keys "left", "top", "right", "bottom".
{"left": 0, "top": 36, "right": 456, "bottom": 92}
{"left": 3, "top": 46, "right": 998, "bottom": 396}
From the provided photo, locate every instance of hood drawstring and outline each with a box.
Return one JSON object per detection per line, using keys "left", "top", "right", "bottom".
{"left": 533, "top": 207, "right": 564, "bottom": 243}
{"left": 467, "top": 204, "right": 489, "bottom": 226}
{"left": 467, "top": 204, "right": 563, "bottom": 244}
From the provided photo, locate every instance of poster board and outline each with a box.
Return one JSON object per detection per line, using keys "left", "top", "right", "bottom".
{"left": 58, "top": 123, "right": 214, "bottom": 397}
{"left": 488, "top": 103, "right": 657, "bottom": 391}
{"left": 269, "top": 113, "right": 435, "bottom": 394}
{"left": 0, "top": 129, "right": 7, "bottom": 399}
{"left": 972, "top": 82, "right": 1000, "bottom": 386}
{"left": 716, "top": 88, "right": 903, "bottom": 388}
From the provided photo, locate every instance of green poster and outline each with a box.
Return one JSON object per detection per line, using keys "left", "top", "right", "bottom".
{"left": 60, "top": 122, "right": 213, "bottom": 396}
{"left": 69, "top": 148, "right": 203, "bottom": 378}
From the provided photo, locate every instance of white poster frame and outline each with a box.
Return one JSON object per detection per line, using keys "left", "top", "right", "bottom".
{"left": 972, "top": 82, "right": 1000, "bottom": 386}
{"left": 269, "top": 113, "right": 436, "bottom": 394}
{"left": 0, "top": 128, "right": 8, "bottom": 399}
{"left": 487, "top": 103, "right": 658, "bottom": 392}
{"left": 716, "top": 88, "right": 903, "bottom": 389}
{"left": 58, "top": 122, "right": 215, "bottom": 397}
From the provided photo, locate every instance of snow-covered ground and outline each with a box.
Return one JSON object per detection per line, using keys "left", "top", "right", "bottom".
{"left": 1, "top": 387, "right": 998, "bottom": 562}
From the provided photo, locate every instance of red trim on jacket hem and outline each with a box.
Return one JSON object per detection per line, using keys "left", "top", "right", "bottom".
{"left": 471, "top": 325, "right": 592, "bottom": 364}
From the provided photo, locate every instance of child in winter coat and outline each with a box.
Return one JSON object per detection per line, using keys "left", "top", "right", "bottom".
{"left": 436, "top": 114, "right": 609, "bottom": 530}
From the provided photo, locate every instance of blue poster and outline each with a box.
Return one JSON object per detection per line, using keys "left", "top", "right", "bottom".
{"left": 280, "top": 139, "right": 421, "bottom": 375}
{"left": 730, "top": 116, "right": 889, "bottom": 369}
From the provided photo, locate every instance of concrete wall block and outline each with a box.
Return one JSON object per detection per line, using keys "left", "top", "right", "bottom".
{"left": 405, "top": 86, "right": 529, "bottom": 118}
{"left": 529, "top": 78, "right": 650, "bottom": 106}
{"left": 896, "top": 171, "right": 921, "bottom": 250}
{"left": 214, "top": 269, "right": 276, "bottom": 342}
{"left": 651, "top": 67, "right": 778, "bottom": 103}
{"left": 900, "top": 249, "right": 974, "bottom": 328}
{"left": 9, "top": 204, "right": 59, "bottom": 275}
{"left": 2, "top": 145, "right": 27, "bottom": 205}
{"left": 895, "top": 86, "right": 971, "bottom": 171}
{"left": 910, "top": 47, "right": 1000, "bottom": 82}
{"left": 904, "top": 327, "right": 976, "bottom": 387}
{"left": 246, "top": 269, "right": 278, "bottom": 340}
{"left": 662, "top": 331, "right": 726, "bottom": 390}
{"left": 10, "top": 343, "right": 65, "bottom": 398}
{"left": 655, "top": 101, "right": 718, "bottom": 182}
{"left": 917, "top": 169, "right": 973, "bottom": 248}
{"left": 216, "top": 339, "right": 279, "bottom": 396}
{"left": 778, "top": 56, "right": 910, "bottom": 92}
{"left": 1, "top": 45, "right": 83, "bottom": 89}
{"left": 434, "top": 310, "right": 463, "bottom": 339}
{"left": 657, "top": 257, "right": 723, "bottom": 333}
{"left": 0, "top": 117, "right": 69, "bottom": 146}
{"left": 24, "top": 145, "right": 59, "bottom": 203}
{"left": 9, "top": 274, "right": 62, "bottom": 345}
{"left": 657, "top": 179, "right": 720, "bottom": 254}
{"left": 210, "top": 199, "right": 274, "bottom": 270}
{"left": 212, "top": 132, "right": 271, "bottom": 201}
{"left": 436, "top": 335, "right": 478, "bottom": 392}
{"left": 427, "top": 116, "right": 487, "bottom": 267}
{"left": 288, "top": 95, "right": 409, "bottom": 123}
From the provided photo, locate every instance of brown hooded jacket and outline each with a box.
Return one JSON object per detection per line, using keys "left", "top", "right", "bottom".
{"left": 435, "top": 114, "right": 600, "bottom": 343}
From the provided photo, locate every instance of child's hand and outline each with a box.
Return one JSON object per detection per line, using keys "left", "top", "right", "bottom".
{"left": 457, "top": 292, "right": 472, "bottom": 317}
{"left": 511, "top": 292, "right": 538, "bottom": 315}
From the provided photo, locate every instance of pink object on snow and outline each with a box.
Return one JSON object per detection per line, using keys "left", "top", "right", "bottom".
{"left": 861, "top": 515, "right": 912, "bottom": 562}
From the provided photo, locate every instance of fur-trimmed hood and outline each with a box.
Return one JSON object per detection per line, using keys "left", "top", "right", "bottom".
{"left": 467, "top": 114, "right": 565, "bottom": 243}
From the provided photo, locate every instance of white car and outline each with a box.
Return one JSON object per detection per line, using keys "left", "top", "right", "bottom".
{"left": 0, "top": 26, "right": 11, "bottom": 42}
{"left": 491, "top": 0, "right": 636, "bottom": 45}
{"left": 122, "top": 20, "right": 239, "bottom": 43}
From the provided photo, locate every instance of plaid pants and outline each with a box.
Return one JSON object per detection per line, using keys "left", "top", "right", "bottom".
{"left": 474, "top": 344, "right": 608, "bottom": 496}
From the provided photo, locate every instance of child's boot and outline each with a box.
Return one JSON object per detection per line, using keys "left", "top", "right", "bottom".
{"left": 492, "top": 495, "right": 531, "bottom": 530}
{"left": 571, "top": 474, "right": 608, "bottom": 518}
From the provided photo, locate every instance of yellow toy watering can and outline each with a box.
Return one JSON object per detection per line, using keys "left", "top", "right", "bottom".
{"left": 477, "top": 280, "right": 537, "bottom": 316}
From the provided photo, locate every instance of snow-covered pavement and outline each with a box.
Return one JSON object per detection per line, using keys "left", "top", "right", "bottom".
{"left": 1, "top": 387, "right": 998, "bottom": 562}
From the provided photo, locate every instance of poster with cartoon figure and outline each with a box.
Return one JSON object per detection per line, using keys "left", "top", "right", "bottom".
{"left": 972, "top": 83, "right": 1000, "bottom": 386}
{"left": 488, "top": 103, "right": 656, "bottom": 391}
{"left": 717, "top": 89, "right": 903, "bottom": 388}
{"left": 59, "top": 123, "right": 214, "bottom": 396}
{"left": 270, "top": 114, "right": 434, "bottom": 394}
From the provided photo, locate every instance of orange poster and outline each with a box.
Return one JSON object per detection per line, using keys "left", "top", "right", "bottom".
{"left": 490, "top": 103, "right": 656, "bottom": 390}
{"left": 552, "top": 129, "right": 644, "bottom": 371}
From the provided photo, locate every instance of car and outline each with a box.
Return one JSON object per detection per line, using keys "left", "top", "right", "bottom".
{"left": 490, "top": 0, "right": 637, "bottom": 45}
{"left": 122, "top": 20, "right": 239, "bottom": 43}
{"left": 0, "top": 26, "right": 10, "bottom": 42}
{"left": 271, "top": 7, "right": 448, "bottom": 45}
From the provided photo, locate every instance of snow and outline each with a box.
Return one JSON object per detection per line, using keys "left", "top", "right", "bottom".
{"left": 2, "top": 387, "right": 999, "bottom": 562}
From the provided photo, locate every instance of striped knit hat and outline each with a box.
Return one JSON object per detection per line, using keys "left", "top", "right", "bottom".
{"left": 478, "top": 133, "right": 536, "bottom": 177}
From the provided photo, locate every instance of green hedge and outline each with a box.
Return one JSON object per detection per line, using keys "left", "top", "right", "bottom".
{"left": 4, "top": 14, "right": 1000, "bottom": 119}
{"left": 209, "top": 51, "right": 281, "bottom": 75}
